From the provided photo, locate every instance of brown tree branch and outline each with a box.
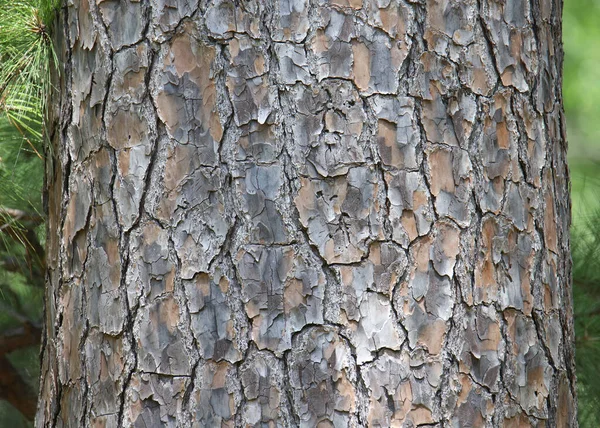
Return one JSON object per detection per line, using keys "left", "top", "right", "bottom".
{"left": 0, "top": 355, "right": 37, "bottom": 421}
{"left": 0, "top": 323, "right": 41, "bottom": 356}
{"left": 0, "top": 207, "right": 43, "bottom": 227}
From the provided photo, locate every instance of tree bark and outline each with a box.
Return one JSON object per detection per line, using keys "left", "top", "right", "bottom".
{"left": 37, "top": 0, "right": 576, "bottom": 426}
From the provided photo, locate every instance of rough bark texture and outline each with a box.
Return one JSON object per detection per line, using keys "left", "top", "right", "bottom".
{"left": 37, "top": 0, "right": 576, "bottom": 426}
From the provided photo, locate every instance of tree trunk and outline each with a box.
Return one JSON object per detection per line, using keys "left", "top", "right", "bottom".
{"left": 37, "top": 0, "right": 576, "bottom": 426}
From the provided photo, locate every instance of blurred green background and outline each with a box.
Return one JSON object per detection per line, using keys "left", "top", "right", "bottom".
{"left": 1, "top": 0, "right": 600, "bottom": 424}
{"left": 0, "top": 118, "right": 44, "bottom": 426}
{"left": 565, "top": 0, "right": 600, "bottom": 215}
{"left": 565, "top": 0, "right": 600, "bottom": 424}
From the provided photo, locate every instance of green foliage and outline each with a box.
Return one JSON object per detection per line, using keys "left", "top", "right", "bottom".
{"left": 0, "top": 119, "right": 43, "bottom": 211}
{"left": 0, "top": 119, "right": 44, "bottom": 427}
{"left": 0, "top": 0, "right": 55, "bottom": 289}
{"left": 564, "top": 0, "right": 600, "bottom": 423}
{"left": 563, "top": 0, "right": 600, "bottom": 160}
{"left": 562, "top": 0, "right": 600, "bottom": 422}
{"left": 573, "top": 216, "right": 600, "bottom": 424}
{"left": 0, "top": 0, "right": 59, "bottom": 153}
{"left": 0, "top": 0, "right": 49, "bottom": 331}
{"left": 0, "top": 0, "right": 57, "bottom": 423}
{"left": 570, "top": 167, "right": 600, "bottom": 426}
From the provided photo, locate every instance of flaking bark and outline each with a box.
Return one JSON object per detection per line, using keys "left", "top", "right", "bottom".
{"left": 37, "top": 0, "right": 576, "bottom": 426}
